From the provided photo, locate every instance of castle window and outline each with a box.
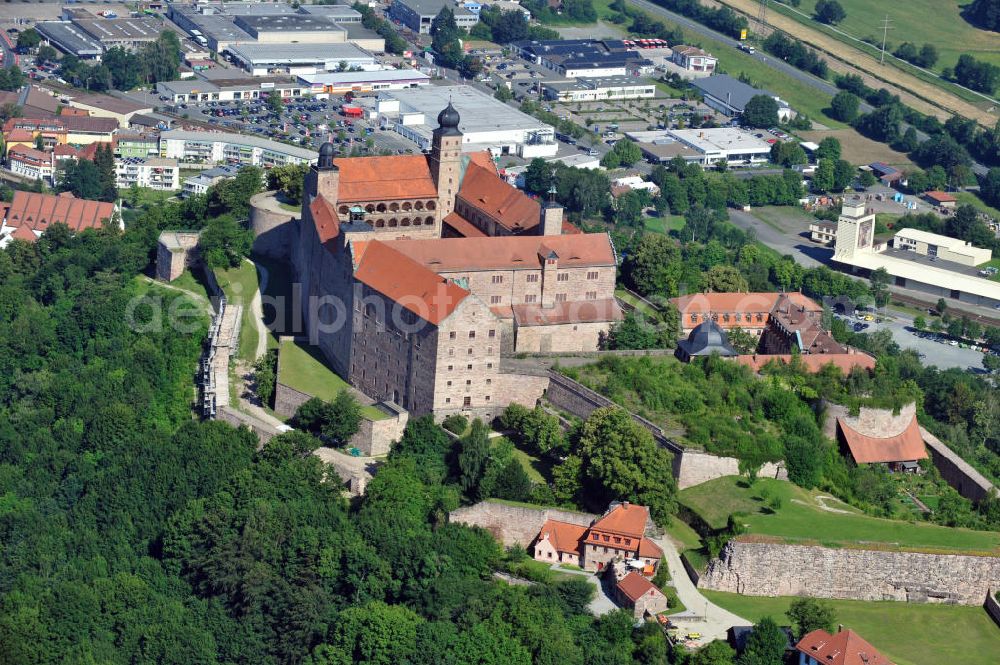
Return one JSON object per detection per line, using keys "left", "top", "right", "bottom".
{"left": 491, "top": 275, "right": 503, "bottom": 284}
{"left": 490, "top": 295, "right": 501, "bottom": 304}
{"left": 425, "top": 216, "right": 434, "bottom": 225}
{"left": 592, "top": 534, "right": 598, "bottom": 541}
{"left": 467, "top": 364, "right": 472, "bottom": 370}
{"left": 402, "top": 201, "right": 412, "bottom": 211}
{"left": 463, "top": 396, "right": 471, "bottom": 407}
{"left": 449, "top": 348, "right": 454, "bottom": 356}
{"left": 555, "top": 293, "right": 567, "bottom": 303}
{"left": 603, "top": 535, "right": 609, "bottom": 542}
{"left": 446, "top": 397, "right": 451, "bottom": 404}
{"left": 586, "top": 291, "right": 597, "bottom": 300}
{"left": 415, "top": 201, "right": 424, "bottom": 210}
{"left": 375, "top": 220, "right": 385, "bottom": 228}
{"left": 526, "top": 274, "right": 539, "bottom": 283}
{"left": 447, "top": 381, "right": 452, "bottom": 387}
{"left": 468, "top": 331, "right": 475, "bottom": 339}
{"left": 448, "top": 365, "right": 453, "bottom": 371}
{"left": 376, "top": 203, "right": 386, "bottom": 213}
{"left": 401, "top": 218, "right": 411, "bottom": 227}
{"left": 467, "top": 348, "right": 473, "bottom": 355}
{"left": 487, "top": 362, "right": 493, "bottom": 369}
{"left": 450, "top": 331, "right": 456, "bottom": 339}
{"left": 488, "top": 329, "right": 496, "bottom": 338}
{"left": 690, "top": 314, "right": 698, "bottom": 323}
{"left": 388, "top": 219, "right": 398, "bottom": 227}
{"left": 485, "top": 395, "right": 491, "bottom": 402}
{"left": 525, "top": 294, "right": 537, "bottom": 303}
{"left": 389, "top": 202, "right": 399, "bottom": 212}
{"left": 486, "top": 378, "right": 491, "bottom": 385}
{"left": 466, "top": 380, "right": 471, "bottom": 386}
{"left": 412, "top": 218, "right": 421, "bottom": 226}
{"left": 427, "top": 201, "right": 436, "bottom": 210}
{"left": 557, "top": 273, "right": 569, "bottom": 282}
{"left": 587, "top": 271, "right": 599, "bottom": 280}
{"left": 339, "top": 205, "right": 349, "bottom": 215}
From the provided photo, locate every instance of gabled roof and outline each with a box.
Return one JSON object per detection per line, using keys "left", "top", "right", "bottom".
{"left": 616, "top": 571, "right": 662, "bottom": 603}
{"left": 512, "top": 298, "right": 622, "bottom": 326}
{"left": 353, "top": 240, "right": 470, "bottom": 326}
{"left": 637, "top": 537, "right": 663, "bottom": 559}
{"left": 590, "top": 502, "right": 648, "bottom": 539}
{"left": 442, "top": 211, "right": 488, "bottom": 238}
{"left": 3, "top": 190, "right": 115, "bottom": 234}
{"left": 672, "top": 292, "right": 821, "bottom": 322}
{"left": 457, "top": 161, "right": 540, "bottom": 233}
{"left": 10, "top": 223, "right": 39, "bottom": 243}
{"left": 333, "top": 154, "right": 437, "bottom": 202}
{"left": 537, "top": 519, "right": 588, "bottom": 555}
{"left": 795, "top": 629, "right": 893, "bottom": 665}
{"left": 375, "top": 233, "right": 617, "bottom": 273}
{"left": 59, "top": 115, "right": 119, "bottom": 134}
{"left": 838, "top": 413, "right": 927, "bottom": 465}
{"left": 923, "top": 190, "right": 956, "bottom": 203}
{"left": 309, "top": 194, "right": 340, "bottom": 245}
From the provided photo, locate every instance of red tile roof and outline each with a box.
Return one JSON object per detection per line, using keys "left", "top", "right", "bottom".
{"left": 5, "top": 128, "right": 34, "bottom": 143}
{"left": 333, "top": 154, "right": 437, "bottom": 202}
{"left": 616, "top": 571, "right": 661, "bottom": 603}
{"left": 59, "top": 116, "right": 118, "bottom": 134}
{"left": 838, "top": 414, "right": 927, "bottom": 465}
{"left": 457, "top": 161, "right": 540, "bottom": 233}
{"left": 10, "top": 224, "right": 39, "bottom": 243}
{"left": 4, "top": 191, "right": 115, "bottom": 234}
{"left": 924, "top": 190, "right": 956, "bottom": 203}
{"left": 736, "top": 352, "right": 876, "bottom": 374}
{"left": 353, "top": 240, "right": 470, "bottom": 326}
{"left": 590, "top": 502, "right": 648, "bottom": 539}
{"left": 795, "top": 629, "right": 893, "bottom": 665}
{"left": 637, "top": 537, "right": 663, "bottom": 559}
{"left": 537, "top": 519, "right": 588, "bottom": 555}
{"left": 442, "top": 211, "right": 488, "bottom": 238}
{"left": 377, "top": 233, "right": 617, "bottom": 273}
{"left": 310, "top": 194, "right": 340, "bottom": 245}
{"left": 672, "top": 292, "right": 822, "bottom": 328}
{"left": 7, "top": 146, "right": 51, "bottom": 165}
{"left": 512, "top": 298, "right": 623, "bottom": 326}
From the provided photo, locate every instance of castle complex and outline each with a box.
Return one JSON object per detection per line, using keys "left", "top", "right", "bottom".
{"left": 291, "top": 103, "right": 622, "bottom": 419}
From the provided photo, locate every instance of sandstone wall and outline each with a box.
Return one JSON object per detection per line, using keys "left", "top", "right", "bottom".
{"left": 274, "top": 380, "right": 312, "bottom": 419}
{"left": 986, "top": 589, "right": 1000, "bottom": 629}
{"left": 701, "top": 539, "right": 1000, "bottom": 606}
{"left": 921, "top": 427, "right": 997, "bottom": 503}
{"left": 677, "top": 451, "right": 786, "bottom": 490}
{"left": 217, "top": 405, "right": 282, "bottom": 446}
{"left": 449, "top": 500, "right": 597, "bottom": 547}
{"left": 250, "top": 191, "right": 299, "bottom": 261}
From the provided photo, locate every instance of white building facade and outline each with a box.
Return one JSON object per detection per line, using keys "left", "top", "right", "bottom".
{"left": 116, "top": 157, "right": 181, "bottom": 191}
{"left": 159, "top": 131, "right": 318, "bottom": 167}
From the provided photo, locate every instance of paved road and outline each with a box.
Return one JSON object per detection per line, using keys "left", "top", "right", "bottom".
{"left": 652, "top": 532, "right": 748, "bottom": 647}
{"left": 625, "top": 0, "right": 988, "bottom": 176}
{"left": 728, "top": 208, "right": 826, "bottom": 267}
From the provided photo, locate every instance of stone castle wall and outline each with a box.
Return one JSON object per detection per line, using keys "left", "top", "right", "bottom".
{"left": 250, "top": 191, "right": 299, "bottom": 261}
{"left": 701, "top": 539, "right": 1000, "bottom": 606}
{"left": 677, "top": 451, "right": 785, "bottom": 489}
{"left": 921, "top": 427, "right": 997, "bottom": 503}
{"left": 450, "top": 500, "right": 597, "bottom": 547}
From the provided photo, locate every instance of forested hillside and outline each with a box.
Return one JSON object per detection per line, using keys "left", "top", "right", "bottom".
{"left": 0, "top": 222, "right": 661, "bottom": 663}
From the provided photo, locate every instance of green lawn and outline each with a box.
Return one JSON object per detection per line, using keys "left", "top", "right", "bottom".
{"left": 955, "top": 191, "right": 1000, "bottom": 221}
{"left": 169, "top": 269, "right": 211, "bottom": 303}
{"left": 703, "top": 590, "right": 1000, "bottom": 665}
{"left": 679, "top": 476, "right": 1000, "bottom": 554}
{"left": 509, "top": 446, "right": 550, "bottom": 484}
{"left": 214, "top": 261, "right": 261, "bottom": 364}
{"left": 644, "top": 213, "right": 685, "bottom": 235}
{"left": 277, "top": 339, "right": 388, "bottom": 420}
{"left": 750, "top": 205, "right": 814, "bottom": 233}
{"left": 790, "top": 0, "right": 1000, "bottom": 73}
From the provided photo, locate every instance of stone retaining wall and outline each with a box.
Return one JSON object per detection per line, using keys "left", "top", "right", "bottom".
{"left": 985, "top": 588, "right": 1000, "bottom": 629}
{"left": 700, "top": 539, "right": 1000, "bottom": 606}
{"left": 921, "top": 427, "right": 997, "bottom": 503}
{"left": 546, "top": 370, "right": 785, "bottom": 488}
{"left": 449, "top": 500, "right": 598, "bottom": 547}
{"left": 217, "top": 405, "right": 282, "bottom": 445}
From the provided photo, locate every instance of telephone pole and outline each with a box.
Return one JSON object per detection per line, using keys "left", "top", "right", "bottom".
{"left": 879, "top": 15, "right": 893, "bottom": 64}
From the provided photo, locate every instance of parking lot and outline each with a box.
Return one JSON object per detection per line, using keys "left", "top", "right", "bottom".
{"left": 838, "top": 313, "right": 991, "bottom": 371}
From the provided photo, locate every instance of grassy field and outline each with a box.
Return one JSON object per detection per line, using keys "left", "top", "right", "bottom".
{"left": 955, "top": 191, "right": 1000, "bottom": 221}
{"left": 790, "top": 0, "right": 1000, "bottom": 73}
{"left": 679, "top": 476, "right": 1000, "bottom": 554}
{"left": 214, "top": 261, "right": 261, "bottom": 364}
{"left": 750, "top": 205, "right": 814, "bottom": 234}
{"left": 800, "top": 128, "right": 914, "bottom": 168}
{"left": 644, "top": 213, "right": 686, "bottom": 234}
{"left": 703, "top": 590, "right": 1000, "bottom": 665}
{"left": 507, "top": 444, "right": 551, "bottom": 484}
{"left": 169, "top": 270, "right": 212, "bottom": 303}
{"left": 277, "top": 339, "right": 388, "bottom": 420}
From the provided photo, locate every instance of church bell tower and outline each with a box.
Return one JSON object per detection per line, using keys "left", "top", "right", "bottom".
{"left": 429, "top": 101, "right": 463, "bottom": 219}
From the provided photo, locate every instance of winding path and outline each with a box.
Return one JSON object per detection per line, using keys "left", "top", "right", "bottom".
{"left": 651, "top": 533, "right": 749, "bottom": 646}
{"left": 247, "top": 258, "right": 269, "bottom": 362}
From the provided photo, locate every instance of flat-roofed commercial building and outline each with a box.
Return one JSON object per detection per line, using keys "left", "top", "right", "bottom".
{"left": 298, "top": 5, "right": 363, "bottom": 23}
{"left": 390, "top": 0, "right": 479, "bottom": 34}
{"left": 893, "top": 227, "right": 992, "bottom": 267}
{"left": 228, "top": 43, "right": 376, "bottom": 76}
{"left": 297, "top": 69, "right": 431, "bottom": 95}
{"left": 35, "top": 21, "right": 103, "bottom": 59}
{"left": 73, "top": 17, "right": 164, "bottom": 51}
{"left": 373, "top": 85, "right": 557, "bottom": 157}
{"left": 156, "top": 76, "right": 309, "bottom": 103}
{"left": 232, "top": 14, "right": 347, "bottom": 44}
{"left": 833, "top": 198, "right": 1000, "bottom": 308}
{"left": 542, "top": 76, "right": 656, "bottom": 103}
{"left": 159, "top": 130, "right": 318, "bottom": 168}
{"left": 626, "top": 127, "right": 770, "bottom": 166}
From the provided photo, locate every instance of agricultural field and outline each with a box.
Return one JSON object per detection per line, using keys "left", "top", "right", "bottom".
{"left": 800, "top": 128, "right": 914, "bottom": 169}
{"left": 703, "top": 590, "right": 1000, "bottom": 665}
{"left": 791, "top": 0, "right": 1000, "bottom": 72}
{"left": 679, "top": 476, "right": 1000, "bottom": 554}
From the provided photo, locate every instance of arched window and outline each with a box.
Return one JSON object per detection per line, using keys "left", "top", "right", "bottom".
{"left": 414, "top": 201, "right": 424, "bottom": 210}
{"left": 402, "top": 201, "right": 412, "bottom": 211}
{"left": 375, "top": 220, "right": 385, "bottom": 228}
{"left": 412, "top": 218, "right": 421, "bottom": 226}
{"left": 426, "top": 200, "right": 437, "bottom": 210}
{"left": 400, "top": 218, "right": 411, "bottom": 226}
{"left": 388, "top": 218, "right": 398, "bottom": 227}
{"left": 338, "top": 205, "right": 349, "bottom": 215}
{"left": 376, "top": 203, "right": 387, "bottom": 213}
{"left": 425, "top": 216, "right": 434, "bottom": 225}
{"left": 389, "top": 202, "right": 399, "bottom": 212}
{"left": 365, "top": 204, "right": 375, "bottom": 213}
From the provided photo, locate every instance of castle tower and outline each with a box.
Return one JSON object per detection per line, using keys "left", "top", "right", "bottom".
{"left": 304, "top": 141, "right": 340, "bottom": 214}
{"left": 539, "top": 183, "right": 563, "bottom": 237}
{"left": 429, "top": 102, "right": 463, "bottom": 218}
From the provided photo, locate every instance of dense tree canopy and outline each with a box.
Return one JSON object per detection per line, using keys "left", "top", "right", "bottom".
{"left": 742, "top": 95, "right": 779, "bottom": 128}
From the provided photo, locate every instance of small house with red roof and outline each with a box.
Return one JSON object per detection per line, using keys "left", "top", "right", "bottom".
{"left": 795, "top": 627, "right": 893, "bottom": 665}
{"left": 0, "top": 190, "right": 118, "bottom": 247}
{"left": 922, "top": 190, "right": 956, "bottom": 209}
{"left": 531, "top": 502, "right": 662, "bottom": 574}
{"left": 615, "top": 571, "right": 669, "bottom": 620}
